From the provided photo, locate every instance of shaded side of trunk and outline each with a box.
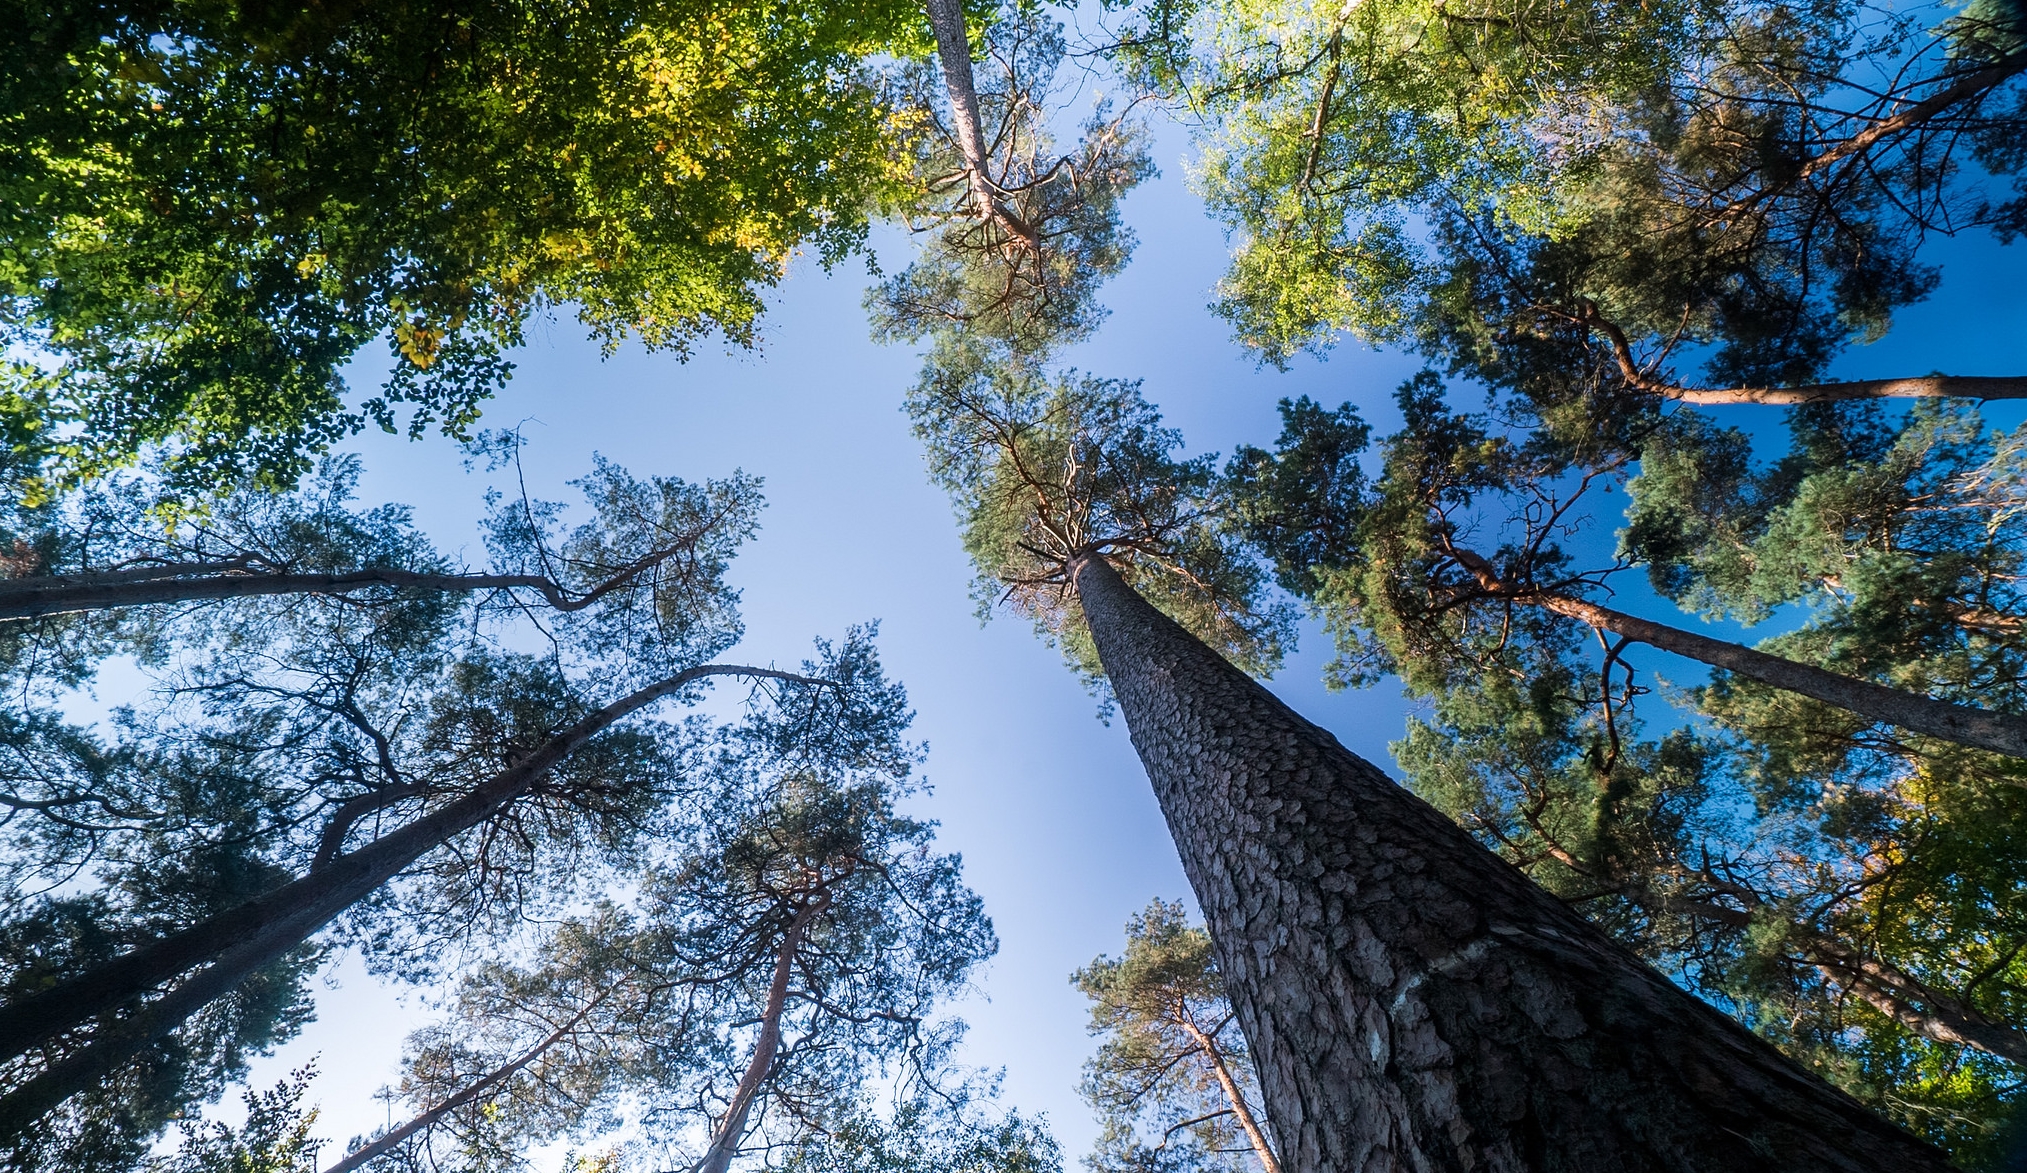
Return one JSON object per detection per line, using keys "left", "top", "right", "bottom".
{"left": 695, "top": 892, "right": 830, "bottom": 1173}
{"left": 1537, "top": 593, "right": 2027, "bottom": 759}
{"left": 1179, "top": 1018, "right": 1283, "bottom": 1173}
{"left": 1070, "top": 554, "right": 1947, "bottom": 1172}
{"left": 0, "top": 666, "right": 804, "bottom": 1137}
{"left": 0, "top": 568, "right": 571, "bottom": 621}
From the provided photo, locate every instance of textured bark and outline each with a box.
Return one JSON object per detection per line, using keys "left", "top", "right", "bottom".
{"left": 1071, "top": 554, "right": 1950, "bottom": 1172}
{"left": 696, "top": 891, "right": 832, "bottom": 1173}
{"left": 0, "top": 665, "right": 812, "bottom": 1135}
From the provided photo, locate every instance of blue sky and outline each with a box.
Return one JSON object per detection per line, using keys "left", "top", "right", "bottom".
{"left": 219, "top": 107, "right": 2027, "bottom": 1164}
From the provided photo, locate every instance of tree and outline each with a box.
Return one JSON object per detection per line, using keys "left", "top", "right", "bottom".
{"left": 0, "top": 458, "right": 894, "bottom": 1170}
{"left": 1221, "top": 381, "right": 2027, "bottom": 1159}
{"left": 1, "top": 0, "right": 927, "bottom": 495}
{"left": 1108, "top": 0, "right": 2027, "bottom": 411}
{"left": 910, "top": 357, "right": 1951, "bottom": 1169}
{"left": 874, "top": 2, "right": 1154, "bottom": 363}
{"left": 1074, "top": 900, "right": 1279, "bottom": 1173}
{"left": 324, "top": 703, "right": 994, "bottom": 1173}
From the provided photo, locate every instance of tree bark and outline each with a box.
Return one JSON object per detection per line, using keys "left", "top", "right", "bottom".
{"left": 921, "top": 0, "right": 1037, "bottom": 248}
{"left": 1532, "top": 591, "right": 2027, "bottom": 759}
{"left": 1661, "top": 375, "right": 2027, "bottom": 406}
{"left": 0, "top": 566, "right": 596, "bottom": 621}
{"left": 695, "top": 891, "right": 832, "bottom": 1173}
{"left": 1179, "top": 1018, "right": 1284, "bottom": 1173}
{"left": 322, "top": 992, "right": 610, "bottom": 1173}
{"left": 0, "top": 665, "right": 813, "bottom": 1137}
{"left": 1070, "top": 552, "right": 1949, "bottom": 1171}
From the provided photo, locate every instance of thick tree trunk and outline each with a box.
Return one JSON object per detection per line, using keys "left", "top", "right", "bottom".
{"left": 695, "top": 891, "right": 831, "bottom": 1173}
{"left": 1180, "top": 1019, "right": 1283, "bottom": 1173}
{"left": 1535, "top": 592, "right": 2027, "bottom": 759}
{"left": 0, "top": 665, "right": 809, "bottom": 1137}
{"left": 1070, "top": 553, "right": 1948, "bottom": 1171}
{"left": 323, "top": 992, "right": 609, "bottom": 1173}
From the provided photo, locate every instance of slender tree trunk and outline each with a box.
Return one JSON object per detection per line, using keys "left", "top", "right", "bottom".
{"left": 1663, "top": 375, "right": 2027, "bottom": 405}
{"left": 921, "top": 0, "right": 1037, "bottom": 247}
{"left": 1532, "top": 591, "right": 2027, "bottom": 759}
{"left": 1070, "top": 553, "right": 1948, "bottom": 1171}
{"left": 1579, "top": 303, "right": 2027, "bottom": 404}
{"left": 695, "top": 891, "right": 832, "bottom": 1173}
{"left": 0, "top": 665, "right": 811, "bottom": 1137}
{"left": 323, "top": 992, "right": 610, "bottom": 1173}
{"left": 1179, "top": 1019, "right": 1283, "bottom": 1173}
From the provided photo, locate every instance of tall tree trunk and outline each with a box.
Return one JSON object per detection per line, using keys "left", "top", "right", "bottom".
{"left": 0, "top": 559, "right": 666, "bottom": 621}
{"left": 1069, "top": 553, "right": 1948, "bottom": 1171}
{"left": 0, "top": 665, "right": 810, "bottom": 1137}
{"left": 1652, "top": 375, "right": 2027, "bottom": 406}
{"left": 1533, "top": 591, "right": 2027, "bottom": 759}
{"left": 323, "top": 992, "right": 610, "bottom": 1173}
{"left": 1179, "top": 1018, "right": 1283, "bottom": 1173}
{"left": 1580, "top": 303, "right": 2027, "bottom": 404}
{"left": 695, "top": 891, "right": 832, "bottom": 1173}
{"left": 921, "top": 0, "right": 1037, "bottom": 248}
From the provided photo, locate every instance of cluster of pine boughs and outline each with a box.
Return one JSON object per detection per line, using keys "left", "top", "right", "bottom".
{"left": 5, "top": 0, "right": 2027, "bottom": 1169}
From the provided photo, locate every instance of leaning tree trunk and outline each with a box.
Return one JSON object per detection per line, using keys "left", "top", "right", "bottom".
{"left": 1534, "top": 592, "right": 2027, "bottom": 759}
{"left": 1070, "top": 554, "right": 1949, "bottom": 1172}
{"left": 696, "top": 890, "right": 832, "bottom": 1173}
{"left": 0, "top": 664, "right": 810, "bottom": 1139}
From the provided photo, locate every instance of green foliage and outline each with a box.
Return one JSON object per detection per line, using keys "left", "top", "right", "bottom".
{"left": 1223, "top": 382, "right": 2027, "bottom": 1162}
{"left": 1, "top": 0, "right": 927, "bottom": 496}
{"left": 1073, "top": 900, "right": 1273, "bottom": 1173}
{"left": 0, "top": 452, "right": 808, "bottom": 1165}
{"left": 871, "top": 3, "right": 1154, "bottom": 359}
{"left": 910, "top": 346, "right": 1291, "bottom": 686}
{"left": 148, "top": 1067, "right": 324, "bottom": 1173}
{"left": 340, "top": 651, "right": 997, "bottom": 1171}
{"left": 1116, "top": 0, "right": 2027, "bottom": 410}
{"left": 780, "top": 1090, "right": 1062, "bottom": 1173}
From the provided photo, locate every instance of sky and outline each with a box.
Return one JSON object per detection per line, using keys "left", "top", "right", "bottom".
{"left": 212, "top": 98, "right": 2027, "bottom": 1168}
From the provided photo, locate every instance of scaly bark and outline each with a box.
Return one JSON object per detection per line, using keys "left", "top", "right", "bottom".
{"left": 695, "top": 890, "right": 834, "bottom": 1173}
{"left": 0, "top": 665, "right": 815, "bottom": 1137}
{"left": 1070, "top": 552, "right": 1948, "bottom": 1171}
